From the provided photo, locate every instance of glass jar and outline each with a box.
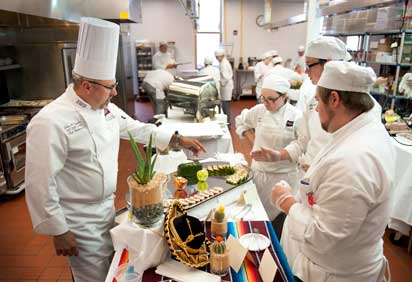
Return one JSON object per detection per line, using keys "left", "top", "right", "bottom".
{"left": 210, "top": 247, "right": 230, "bottom": 276}
{"left": 128, "top": 173, "right": 167, "bottom": 227}
{"left": 211, "top": 216, "right": 228, "bottom": 239}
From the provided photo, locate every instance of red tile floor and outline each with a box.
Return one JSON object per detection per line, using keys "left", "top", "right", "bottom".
{"left": 0, "top": 98, "right": 411, "bottom": 281}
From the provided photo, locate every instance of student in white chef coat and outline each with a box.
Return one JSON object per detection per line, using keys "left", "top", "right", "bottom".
{"left": 142, "top": 69, "right": 174, "bottom": 115}
{"left": 254, "top": 51, "right": 273, "bottom": 101}
{"left": 271, "top": 61, "right": 394, "bottom": 282}
{"left": 152, "top": 41, "right": 176, "bottom": 72}
{"left": 199, "top": 56, "right": 220, "bottom": 95}
{"left": 253, "top": 37, "right": 382, "bottom": 173}
{"left": 24, "top": 18, "right": 206, "bottom": 282}
{"left": 292, "top": 45, "right": 306, "bottom": 73}
{"left": 235, "top": 74, "right": 302, "bottom": 220}
{"left": 215, "top": 49, "right": 233, "bottom": 124}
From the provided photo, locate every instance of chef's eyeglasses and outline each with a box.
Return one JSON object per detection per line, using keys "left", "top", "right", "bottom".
{"left": 86, "top": 80, "right": 118, "bottom": 91}
{"left": 261, "top": 94, "right": 283, "bottom": 103}
{"left": 306, "top": 59, "right": 327, "bottom": 70}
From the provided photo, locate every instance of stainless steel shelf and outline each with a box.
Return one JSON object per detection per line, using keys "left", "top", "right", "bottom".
{"left": 0, "top": 64, "right": 21, "bottom": 71}
{"left": 365, "top": 61, "right": 412, "bottom": 67}
{"left": 263, "top": 13, "right": 306, "bottom": 30}
{"left": 318, "top": 0, "right": 400, "bottom": 17}
{"left": 323, "top": 30, "right": 412, "bottom": 37}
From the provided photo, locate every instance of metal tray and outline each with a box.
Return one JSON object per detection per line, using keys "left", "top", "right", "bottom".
{"left": 126, "top": 161, "right": 253, "bottom": 211}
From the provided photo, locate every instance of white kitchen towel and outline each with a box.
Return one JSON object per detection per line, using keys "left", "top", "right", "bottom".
{"left": 155, "top": 259, "right": 221, "bottom": 282}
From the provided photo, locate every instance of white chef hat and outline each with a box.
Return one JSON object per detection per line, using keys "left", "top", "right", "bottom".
{"left": 262, "top": 74, "right": 290, "bottom": 94}
{"left": 204, "top": 56, "right": 214, "bottom": 65}
{"left": 159, "top": 41, "right": 168, "bottom": 46}
{"left": 261, "top": 51, "right": 272, "bottom": 60}
{"left": 215, "top": 49, "right": 225, "bottom": 56}
{"left": 268, "top": 67, "right": 302, "bottom": 82}
{"left": 318, "top": 61, "right": 377, "bottom": 94}
{"left": 73, "top": 17, "right": 119, "bottom": 81}
{"left": 272, "top": 56, "right": 283, "bottom": 65}
{"left": 298, "top": 45, "right": 305, "bottom": 52}
{"left": 269, "top": 50, "right": 278, "bottom": 57}
{"left": 305, "top": 36, "right": 347, "bottom": 61}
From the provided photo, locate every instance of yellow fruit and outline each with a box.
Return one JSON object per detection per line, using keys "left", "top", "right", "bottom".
{"left": 197, "top": 181, "right": 209, "bottom": 192}
{"left": 197, "top": 169, "right": 209, "bottom": 182}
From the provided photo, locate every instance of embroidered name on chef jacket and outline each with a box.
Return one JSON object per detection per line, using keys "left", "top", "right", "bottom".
{"left": 64, "top": 121, "right": 84, "bottom": 135}
{"left": 286, "top": 120, "right": 294, "bottom": 127}
{"left": 76, "top": 99, "right": 88, "bottom": 108}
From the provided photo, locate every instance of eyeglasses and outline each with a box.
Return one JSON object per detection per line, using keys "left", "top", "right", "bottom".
{"left": 261, "top": 95, "right": 283, "bottom": 103}
{"left": 306, "top": 60, "right": 326, "bottom": 70}
{"left": 86, "top": 80, "right": 118, "bottom": 91}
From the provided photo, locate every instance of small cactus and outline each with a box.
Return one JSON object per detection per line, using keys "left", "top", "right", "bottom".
{"left": 212, "top": 236, "right": 226, "bottom": 254}
{"left": 214, "top": 205, "right": 225, "bottom": 222}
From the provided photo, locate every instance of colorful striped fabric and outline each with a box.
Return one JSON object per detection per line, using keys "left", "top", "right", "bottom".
{"left": 142, "top": 221, "right": 294, "bottom": 282}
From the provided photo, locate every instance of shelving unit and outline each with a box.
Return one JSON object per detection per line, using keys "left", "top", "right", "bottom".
{"left": 320, "top": 1, "right": 412, "bottom": 111}
{"left": 136, "top": 45, "right": 154, "bottom": 99}
{"left": 0, "top": 64, "right": 21, "bottom": 71}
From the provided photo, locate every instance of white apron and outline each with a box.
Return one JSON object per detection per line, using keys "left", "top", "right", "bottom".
{"left": 252, "top": 104, "right": 300, "bottom": 220}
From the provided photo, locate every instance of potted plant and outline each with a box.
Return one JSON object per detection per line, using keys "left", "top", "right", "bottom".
{"left": 128, "top": 132, "right": 167, "bottom": 227}
{"left": 211, "top": 205, "right": 228, "bottom": 238}
{"left": 210, "top": 236, "right": 230, "bottom": 276}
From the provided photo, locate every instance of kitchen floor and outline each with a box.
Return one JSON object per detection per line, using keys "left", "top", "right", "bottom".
{"left": 0, "top": 98, "right": 411, "bottom": 281}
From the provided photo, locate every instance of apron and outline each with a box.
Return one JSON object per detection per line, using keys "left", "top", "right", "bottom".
{"left": 252, "top": 106, "right": 299, "bottom": 220}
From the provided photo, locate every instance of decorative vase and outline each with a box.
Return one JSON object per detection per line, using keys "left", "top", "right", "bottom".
{"left": 128, "top": 172, "right": 167, "bottom": 227}
{"left": 210, "top": 245, "right": 230, "bottom": 276}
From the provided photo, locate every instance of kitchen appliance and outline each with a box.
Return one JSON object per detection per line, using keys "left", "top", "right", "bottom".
{"left": 166, "top": 79, "right": 220, "bottom": 120}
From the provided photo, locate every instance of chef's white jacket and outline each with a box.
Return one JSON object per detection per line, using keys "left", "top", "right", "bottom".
{"left": 219, "top": 57, "right": 234, "bottom": 101}
{"left": 398, "top": 72, "right": 412, "bottom": 97}
{"left": 254, "top": 61, "right": 271, "bottom": 98}
{"left": 152, "top": 51, "right": 175, "bottom": 71}
{"left": 281, "top": 110, "right": 395, "bottom": 281}
{"left": 25, "top": 85, "right": 173, "bottom": 281}
{"left": 199, "top": 65, "right": 220, "bottom": 95}
{"left": 143, "top": 69, "right": 174, "bottom": 99}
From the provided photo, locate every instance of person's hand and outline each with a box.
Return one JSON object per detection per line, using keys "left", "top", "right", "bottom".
{"left": 271, "top": 181, "right": 296, "bottom": 214}
{"left": 53, "top": 231, "right": 79, "bottom": 256}
{"left": 251, "top": 147, "right": 281, "bottom": 162}
{"left": 179, "top": 136, "right": 206, "bottom": 157}
{"left": 166, "top": 63, "right": 177, "bottom": 69}
{"left": 300, "top": 163, "right": 310, "bottom": 172}
{"left": 376, "top": 77, "right": 388, "bottom": 85}
{"left": 242, "top": 129, "right": 255, "bottom": 145}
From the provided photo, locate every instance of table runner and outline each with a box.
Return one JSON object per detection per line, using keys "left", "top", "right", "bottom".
{"left": 142, "top": 221, "right": 294, "bottom": 282}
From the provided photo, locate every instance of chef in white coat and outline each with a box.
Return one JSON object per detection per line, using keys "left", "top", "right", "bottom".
{"left": 235, "top": 74, "right": 302, "bottom": 220}
{"left": 153, "top": 41, "right": 176, "bottom": 72}
{"left": 215, "top": 49, "right": 233, "bottom": 124}
{"left": 199, "top": 56, "right": 220, "bottom": 95}
{"left": 272, "top": 61, "right": 394, "bottom": 282}
{"left": 142, "top": 69, "right": 174, "bottom": 115}
{"left": 24, "top": 18, "right": 205, "bottom": 282}
{"left": 398, "top": 72, "right": 412, "bottom": 97}
{"left": 253, "top": 37, "right": 382, "bottom": 172}
{"left": 254, "top": 51, "right": 273, "bottom": 101}
{"left": 269, "top": 50, "right": 279, "bottom": 67}
{"left": 292, "top": 45, "right": 306, "bottom": 73}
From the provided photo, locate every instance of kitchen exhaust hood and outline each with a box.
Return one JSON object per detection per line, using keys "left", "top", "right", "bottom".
{"left": 0, "top": 0, "right": 142, "bottom": 23}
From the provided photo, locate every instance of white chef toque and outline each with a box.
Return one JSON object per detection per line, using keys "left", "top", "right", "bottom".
{"left": 204, "top": 56, "right": 214, "bottom": 65}
{"left": 305, "top": 36, "right": 347, "bottom": 61}
{"left": 298, "top": 45, "right": 305, "bottom": 52}
{"left": 269, "top": 50, "right": 278, "bottom": 57}
{"left": 261, "top": 51, "right": 273, "bottom": 60}
{"left": 318, "top": 61, "right": 377, "bottom": 94}
{"left": 214, "top": 49, "right": 225, "bottom": 56}
{"left": 272, "top": 56, "right": 283, "bottom": 65}
{"left": 262, "top": 74, "right": 290, "bottom": 94}
{"left": 73, "top": 17, "right": 119, "bottom": 81}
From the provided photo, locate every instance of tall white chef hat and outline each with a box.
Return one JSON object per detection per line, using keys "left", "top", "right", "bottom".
{"left": 204, "top": 56, "right": 214, "bottom": 65}
{"left": 215, "top": 49, "right": 225, "bottom": 56}
{"left": 305, "top": 36, "right": 347, "bottom": 61}
{"left": 318, "top": 61, "right": 377, "bottom": 94}
{"left": 272, "top": 56, "right": 283, "bottom": 65}
{"left": 73, "top": 17, "right": 119, "bottom": 81}
{"left": 262, "top": 74, "right": 290, "bottom": 94}
{"left": 269, "top": 50, "right": 278, "bottom": 57}
{"left": 298, "top": 45, "right": 305, "bottom": 52}
{"left": 268, "top": 67, "right": 301, "bottom": 82}
{"left": 159, "top": 41, "right": 168, "bottom": 46}
{"left": 261, "top": 51, "right": 273, "bottom": 60}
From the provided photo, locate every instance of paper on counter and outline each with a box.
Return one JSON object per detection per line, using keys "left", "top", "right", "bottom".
{"left": 155, "top": 259, "right": 220, "bottom": 282}
{"left": 259, "top": 248, "right": 278, "bottom": 282}
{"left": 226, "top": 234, "right": 248, "bottom": 273}
{"left": 159, "top": 122, "right": 223, "bottom": 139}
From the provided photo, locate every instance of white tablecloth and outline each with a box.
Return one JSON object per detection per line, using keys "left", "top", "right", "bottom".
{"left": 388, "top": 136, "right": 412, "bottom": 235}
{"left": 159, "top": 108, "right": 234, "bottom": 159}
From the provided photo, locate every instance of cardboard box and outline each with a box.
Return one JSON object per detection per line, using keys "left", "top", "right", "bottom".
{"left": 377, "top": 43, "right": 392, "bottom": 52}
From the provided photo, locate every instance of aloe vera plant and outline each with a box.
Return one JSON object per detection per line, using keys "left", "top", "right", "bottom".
{"left": 128, "top": 132, "right": 158, "bottom": 185}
